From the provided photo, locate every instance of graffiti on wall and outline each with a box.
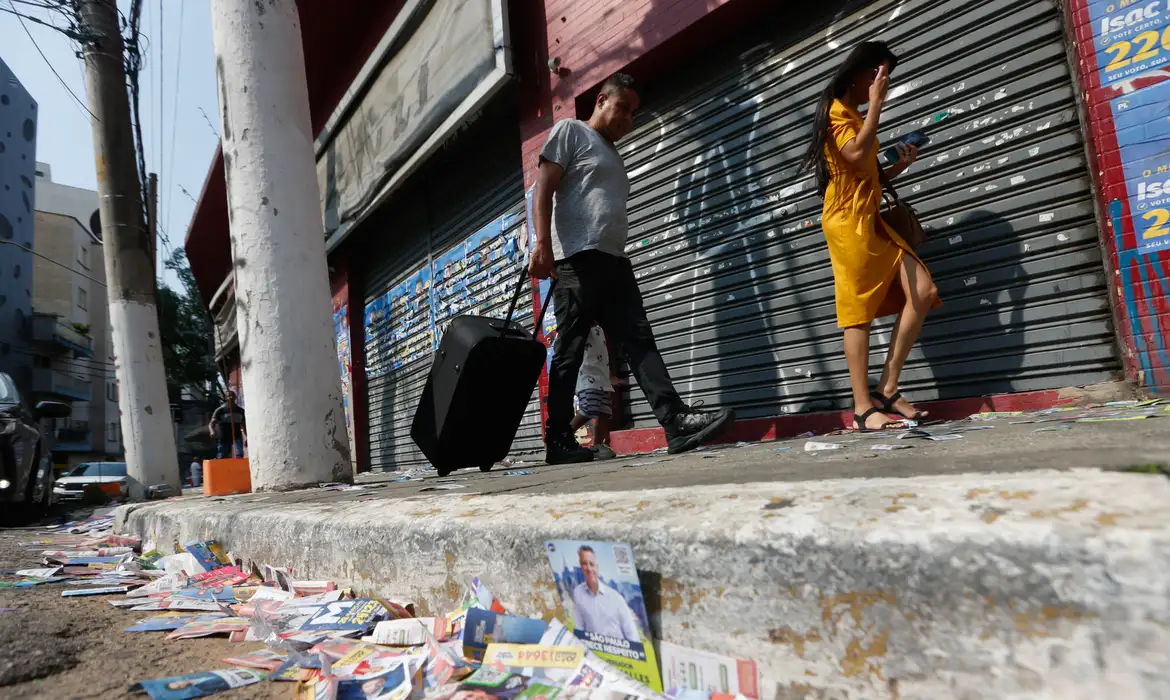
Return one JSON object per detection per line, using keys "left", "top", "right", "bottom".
{"left": 332, "top": 302, "right": 356, "bottom": 453}
{"left": 1078, "top": 0, "right": 1170, "bottom": 389}
{"left": 364, "top": 210, "right": 527, "bottom": 380}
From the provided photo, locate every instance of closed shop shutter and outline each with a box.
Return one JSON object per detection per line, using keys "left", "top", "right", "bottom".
{"left": 362, "top": 109, "right": 538, "bottom": 471}
{"left": 614, "top": 0, "right": 1119, "bottom": 425}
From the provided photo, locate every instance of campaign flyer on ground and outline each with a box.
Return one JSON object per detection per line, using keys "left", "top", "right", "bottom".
{"left": 545, "top": 541, "right": 661, "bottom": 691}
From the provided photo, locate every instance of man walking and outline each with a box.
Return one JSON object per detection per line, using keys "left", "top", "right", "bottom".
{"left": 529, "top": 73, "right": 735, "bottom": 464}
{"left": 208, "top": 391, "right": 246, "bottom": 459}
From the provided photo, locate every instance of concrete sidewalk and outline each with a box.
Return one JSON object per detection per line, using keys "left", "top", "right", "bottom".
{"left": 115, "top": 413, "right": 1170, "bottom": 699}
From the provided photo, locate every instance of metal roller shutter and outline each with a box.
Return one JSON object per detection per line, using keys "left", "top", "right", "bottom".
{"left": 614, "top": 0, "right": 1119, "bottom": 425}
{"left": 363, "top": 108, "right": 538, "bottom": 471}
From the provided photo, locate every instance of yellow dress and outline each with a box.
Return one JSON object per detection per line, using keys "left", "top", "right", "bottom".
{"left": 821, "top": 99, "right": 939, "bottom": 328}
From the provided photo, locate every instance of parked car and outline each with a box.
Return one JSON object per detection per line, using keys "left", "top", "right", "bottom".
{"left": 53, "top": 461, "right": 129, "bottom": 502}
{"left": 0, "top": 372, "right": 71, "bottom": 517}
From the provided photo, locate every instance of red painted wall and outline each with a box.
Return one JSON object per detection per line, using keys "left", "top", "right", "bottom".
{"left": 1065, "top": 0, "right": 1170, "bottom": 392}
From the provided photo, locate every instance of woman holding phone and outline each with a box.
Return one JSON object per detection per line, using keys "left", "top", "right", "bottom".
{"left": 799, "top": 41, "right": 941, "bottom": 431}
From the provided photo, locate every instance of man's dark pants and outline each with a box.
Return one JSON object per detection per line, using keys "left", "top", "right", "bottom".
{"left": 545, "top": 250, "right": 684, "bottom": 437}
{"left": 216, "top": 439, "right": 244, "bottom": 459}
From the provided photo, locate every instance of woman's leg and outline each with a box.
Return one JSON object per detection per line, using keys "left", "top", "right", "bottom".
{"left": 844, "top": 322, "right": 887, "bottom": 429}
{"left": 877, "top": 254, "right": 938, "bottom": 416}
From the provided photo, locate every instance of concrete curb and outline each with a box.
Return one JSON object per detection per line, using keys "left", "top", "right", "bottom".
{"left": 116, "top": 469, "right": 1170, "bottom": 699}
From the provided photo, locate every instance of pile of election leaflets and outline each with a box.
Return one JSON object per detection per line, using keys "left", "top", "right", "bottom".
{"left": 6, "top": 516, "right": 759, "bottom": 700}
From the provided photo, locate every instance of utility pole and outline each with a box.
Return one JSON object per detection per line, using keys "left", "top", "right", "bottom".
{"left": 147, "top": 173, "right": 158, "bottom": 273}
{"left": 209, "top": 0, "right": 352, "bottom": 489}
{"left": 76, "top": 0, "right": 181, "bottom": 498}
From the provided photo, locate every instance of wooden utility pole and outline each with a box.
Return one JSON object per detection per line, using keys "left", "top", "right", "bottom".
{"left": 147, "top": 172, "right": 158, "bottom": 273}
{"left": 76, "top": 0, "right": 181, "bottom": 497}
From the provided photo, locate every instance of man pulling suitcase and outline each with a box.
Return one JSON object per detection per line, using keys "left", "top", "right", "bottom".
{"left": 529, "top": 73, "right": 736, "bottom": 464}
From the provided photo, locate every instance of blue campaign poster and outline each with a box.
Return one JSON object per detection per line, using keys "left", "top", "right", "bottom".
{"left": 1086, "top": 0, "right": 1170, "bottom": 87}
{"left": 1110, "top": 78, "right": 1170, "bottom": 255}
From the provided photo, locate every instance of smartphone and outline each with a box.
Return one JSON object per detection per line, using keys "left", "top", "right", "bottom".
{"left": 883, "top": 130, "right": 930, "bottom": 164}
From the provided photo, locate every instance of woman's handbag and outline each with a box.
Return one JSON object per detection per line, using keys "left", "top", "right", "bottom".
{"left": 878, "top": 173, "right": 927, "bottom": 250}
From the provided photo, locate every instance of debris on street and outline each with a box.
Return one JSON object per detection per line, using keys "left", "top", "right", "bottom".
{"left": 3, "top": 516, "right": 762, "bottom": 700}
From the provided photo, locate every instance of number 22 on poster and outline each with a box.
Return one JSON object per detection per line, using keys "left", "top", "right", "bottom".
{"left": 1103, "top": 25, "right": 1170, "bottom": 71}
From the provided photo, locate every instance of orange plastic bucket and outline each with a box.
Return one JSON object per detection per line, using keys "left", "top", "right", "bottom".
{"left": 202, "top": 458, "right": 252, "bottom": 496}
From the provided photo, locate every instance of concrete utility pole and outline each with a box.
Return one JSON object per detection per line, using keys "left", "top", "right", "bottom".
{"left": 76, "top": 0, "right": 181, "bottom": 498}
{"left": 209, "top": 0, "right": 352, "bottom": 489}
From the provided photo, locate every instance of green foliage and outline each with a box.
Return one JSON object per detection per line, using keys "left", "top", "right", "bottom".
{"left": 157, "top": 249, "right": 221, "bottom": 406}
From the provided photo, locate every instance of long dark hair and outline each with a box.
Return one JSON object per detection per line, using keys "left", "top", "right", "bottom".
{"left": 799, "top": 41, "right": 899, "bottom": 198}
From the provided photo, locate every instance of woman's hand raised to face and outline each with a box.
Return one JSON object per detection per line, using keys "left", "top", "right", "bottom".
{"left": 869, "top": 64, "right": 889, "bottom": 109}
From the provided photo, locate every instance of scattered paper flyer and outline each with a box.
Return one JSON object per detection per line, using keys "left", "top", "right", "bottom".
{"left": 545, "top": 540, "right": 662, "bottom": 691}
{"left": 803, "top": 441, "right": 843, "bottom": 452}
{"left": 462, "top": 609, "right": 547, "bottom": 662}
{"left": 221, "top": 648, "right": 288, "bottom": 672}
{"left": 128, "top": 668, "right": 264, "bottom": 699}
{"left": 484, "top": 643, "right": 585, "bottom": 681}
{"left": 61, "top": 586, "right": 130, "bottom": 597}
{"left": 659, "top": 641, "right": 759, "bottom": 699}
{"left": 130, "top": 598, "right": 224, "bottom": 612}
{"left": 300, "top": 598, "right": 387, "bottom": 634}
{"left": 16, "top": 567, "right": 62, "bottom": 578}
{"left": 365, "top": 617, "right": 446, "bottom": 646}
{"left": 125, "top": 613, "right": 226, "bottom": 633}
{"left": 166, "top": 617, "right": 252, "bottom": 640}
{"left": 871, "top": 444, "right": 911, "bottom": 451}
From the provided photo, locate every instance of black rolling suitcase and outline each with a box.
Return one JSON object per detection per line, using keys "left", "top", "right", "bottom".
{"left": 411, "top": 268, "right": 556, "bottom": 477}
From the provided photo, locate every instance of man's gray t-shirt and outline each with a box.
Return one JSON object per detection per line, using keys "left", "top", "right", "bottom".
{"left": 539, "top": 119, "right": 629, "bottom": 261}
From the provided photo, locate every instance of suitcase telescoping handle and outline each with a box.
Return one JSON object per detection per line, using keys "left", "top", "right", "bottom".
{"left": 502, "top": 265, "right": 558, "bottom": 338}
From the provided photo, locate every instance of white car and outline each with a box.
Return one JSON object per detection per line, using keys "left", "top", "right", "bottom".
{"left": 53, "top": 462, "right": 128, "bottom": 501}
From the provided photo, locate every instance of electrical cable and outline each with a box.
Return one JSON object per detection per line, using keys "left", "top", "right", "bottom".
{"left": 6, "top": 0, "right": 96, "bottom": 120}
{"left": 164, "top": 0, "right": 184, "bottom": 247}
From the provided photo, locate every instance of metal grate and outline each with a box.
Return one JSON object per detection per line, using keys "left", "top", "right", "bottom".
{"left": 362, "top": 111, "right": 539, "bottom": 472}
{"left": 612, "top": 0, "right": 1119, "bottom": 425}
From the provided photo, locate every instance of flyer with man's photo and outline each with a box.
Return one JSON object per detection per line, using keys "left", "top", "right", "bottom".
{"left": 544, "top": 540, "right": 661, "bottom": 691}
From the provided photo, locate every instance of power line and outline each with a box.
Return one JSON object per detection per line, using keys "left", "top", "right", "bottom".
{"left": 7, "top": 0, "right": 96, "bottom": 121}
{"left": 157, "top": 0, "right": 164, "bottom": 231}
{"left": 164, "top": 0, "right": 185, "bottom": 248}
{"left": 0, "top": 240, "right": 106, "bottom": 287}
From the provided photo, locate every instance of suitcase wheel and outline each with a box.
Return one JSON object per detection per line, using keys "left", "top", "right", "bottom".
{"left": 479, "top": 464, "right": 494, "bottom": 473}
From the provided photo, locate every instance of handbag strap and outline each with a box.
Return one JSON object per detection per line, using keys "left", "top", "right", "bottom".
{"left": 877, "top": 166, "right": 902, "bottom": 204}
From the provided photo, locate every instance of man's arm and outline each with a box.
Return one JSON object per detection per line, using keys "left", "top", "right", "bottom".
{"left": 529, "top": 160, "right": 563, "bottom": 280}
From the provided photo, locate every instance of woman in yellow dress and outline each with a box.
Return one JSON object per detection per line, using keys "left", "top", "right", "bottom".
{"left": 799, "top": 42, "right": 941, "bottom": 431}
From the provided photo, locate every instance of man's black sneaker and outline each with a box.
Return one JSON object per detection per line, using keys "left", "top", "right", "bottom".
{"left": 545, "top": 432, "right": 595, "bottom": 465}
{"left": 664, "top": 403, "right": 736, "bottom": 454}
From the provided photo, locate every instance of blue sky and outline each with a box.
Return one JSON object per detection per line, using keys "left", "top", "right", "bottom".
{"left": 1, "top": 0, "right": 220, "bottom": 289}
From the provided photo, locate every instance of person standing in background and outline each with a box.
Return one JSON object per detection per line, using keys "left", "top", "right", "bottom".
{"left": 799, "top": 42, "right": 940, "bottom": 432}
{"left": 208, "top": 391, "right": 246, "bottom": 459}
{"left": 189, "top": 457, "right": 203, "bottom": 487}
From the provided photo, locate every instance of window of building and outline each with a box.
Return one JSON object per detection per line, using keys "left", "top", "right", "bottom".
{"left": 107, "top": 421, "right": 119, "bottom": 444}
{"left": 79, "top": 246, "right": 89, "bottom": 270}
{"left": 106, "top": 381, "right": 118, "bottom": 403}
{"left": 78, "top": 287, "right": 87, "bottom": 311}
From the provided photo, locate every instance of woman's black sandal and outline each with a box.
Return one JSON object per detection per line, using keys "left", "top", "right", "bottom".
{"left": 871, "top": 390, "right": 926, "bottom": 421}
{"left": 854, "top": 406, "right": 896, "bottom": 433}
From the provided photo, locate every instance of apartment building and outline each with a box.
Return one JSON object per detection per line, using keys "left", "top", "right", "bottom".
{"left": 31, "top": 163, "right": 121, "bottom": 469}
